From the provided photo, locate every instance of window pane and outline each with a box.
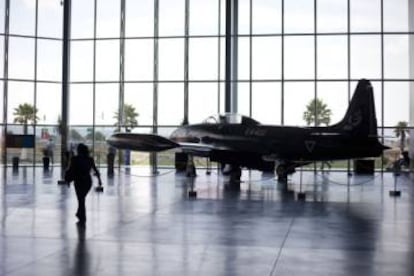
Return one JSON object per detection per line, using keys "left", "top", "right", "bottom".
{"left": 38, "top": 0, "right": 63, "bottom": 38}
{"left": 70, "top": 41, "right": 94, "bottom": 82}
{"left": 124, "top": 83, "right": 154, "bottom": 126}
{"left": 68, "top": 126, "right": 88, "bottom": 147}
{"left": 69, "top": 84, "right": 93, "bottom": 125}
{"left": 9, "top": 0, "right": 35, "bottom": 35}
{"left": 254, "top": 0, "right": 281, "bottom": 34}
{"left": 252, "top": 36, "right": 281, "bottom": 80}
{"left": 190, "top": 0, "right": 219, "bottom": 35}
{"left": 384, "top": 82, "right": 409, "bottom": 127}
{"left": 0, "top": 0, "right": 4, "bottom": 33}
{"left": 159, "top": 0, "right": 185, "bottom": 36}
{"left": 317, "top": 82, "right": 348, "bottom": 124}
{"left": 238, "top": 0, "right": 250, "bottom": 35}
{"left": 159, "top": 39, "right": 184, "bottom": 81}
{"left": 371, "top": 81, "right": 383, "bottom": 128}
{"left": 125, "top": 39, "right": 154, "bottom": 81}
{"left": 284, "top": 82, "right": 314, "bottom": 126}
{"left": 37, "top": 39, "right": 62, "bottom": 81}
{"left": 0, "top": 36, "right": 3, "bottom": 76}
{"left": 237, "top": 83, "right": 251, "bottom": 117}
{"left": 36, "top": 125, "right": 60, "bottom": 164}
{"left": 350, "top": 35, "right": 381, "bottom": 80}
{"left": 189, "top": 38, "right": 218, "bottom": 80}
{"left": 0, "top": 86, "right": 4, "bottom": 164}
{"left": 125, "top": 0, "right": 154, "bottom": 37}
{"left": 317, "top": 0, "right": 347, "bottom": 33}
{"left": 94, "top": 126, "right": 117, "bottom": 164}
{"left": 72, "top": 0, "right": 95, "bottom": 39}
{"left": 0, "top": 81, "right": 3, "bottom": 123}
{"left": 284, "top": 36, "right": 314, "bottom": 79}
{"left": 384, "top": 0, "right": 408, "bottom": 32}
{"left": 96, "top": 40, "right": 120, "bottom": 81}
{"left": 384, "top": 35, "right": 409, "bottom": 79}
{"left": 189, "top": 83, "right": 218, "bottom": 123}
{"left": 95, "top": 84, "right": 119, "bottom": 125}
{"left": 252, "top": 82, "right": 281, "bottom": 124}
{"left": 350, "top": 0, "right": 381, "bottom": 32}
{"left": 285, "top": 0, "right": 314, "bottom": 33}
{"left": 317, "top": 36, "right": 347, "bottom": 79}
{"left": 238, "top": 37, "right": 250, "bottom": 80}
{"left": 97, "top": 0, "right": 120, "bottom": 38}
{"left": 7, "top": 81, "right": 34, "bottom": 125}
{"left": 36, "top": 83, "right": 61, "bottom": 125}
{"left": 8, "top": 37, "right": 34, "bottom": 80}
{"left": 158, "top": 83, "right": 184, "bottom": 125}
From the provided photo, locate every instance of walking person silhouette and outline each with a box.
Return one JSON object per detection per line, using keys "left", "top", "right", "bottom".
{"left": 67, "top": 143, "right": 102, "bottom": 225}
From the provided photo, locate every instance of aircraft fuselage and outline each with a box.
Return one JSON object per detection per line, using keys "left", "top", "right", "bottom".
{"left": 171, "top": 123, "right": 384, "bottom": 166}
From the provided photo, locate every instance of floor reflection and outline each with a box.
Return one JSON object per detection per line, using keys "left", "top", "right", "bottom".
{"left": 0, "top": 167, "right": 413, "bottom": 275}
{"left": 72, "top": 223, "right": 90, "bottom": 276}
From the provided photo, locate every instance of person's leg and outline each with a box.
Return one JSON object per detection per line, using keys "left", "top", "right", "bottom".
{"left": 74, "top": 185, "right": 86, "bottom": 222}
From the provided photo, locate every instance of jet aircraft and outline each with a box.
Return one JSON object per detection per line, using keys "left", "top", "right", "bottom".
{"left": 107, "top": 79, "right": 388, "bottom": 185}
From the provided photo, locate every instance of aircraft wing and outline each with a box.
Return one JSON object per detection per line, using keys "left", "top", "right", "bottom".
{"left": 177, "top": 142, "right": 232, "bottom": 156}
{"left": 107, "top": 133, "right": 231, "bottom": 155}
{"left": 107, "top": 133, "right": 179, "bottom": 152}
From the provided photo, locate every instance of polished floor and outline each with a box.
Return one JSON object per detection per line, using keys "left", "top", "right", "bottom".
{"left": 0, "top": 166, "right": 413, "bottom": 276}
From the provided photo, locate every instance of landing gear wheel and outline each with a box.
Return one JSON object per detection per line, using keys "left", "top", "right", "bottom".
{"left": 226, "top": 166, "right": 241, "bottom": 190}
{"left": 276, "top": 165, "right": 288, "bottom": 182}
{"left": 229, "top": 167, "right": 241, "bottom": 183}
{"left": 188, "top": 190, "right": 197, "bottom": 198}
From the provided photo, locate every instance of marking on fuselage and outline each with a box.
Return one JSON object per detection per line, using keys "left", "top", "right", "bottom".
{"left": 305, "top": 140, "right": 316, "bottom": 153}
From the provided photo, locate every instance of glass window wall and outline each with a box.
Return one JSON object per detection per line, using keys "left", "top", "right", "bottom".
{"left": 1, "top": 0, "right": 413, "bottom": 173}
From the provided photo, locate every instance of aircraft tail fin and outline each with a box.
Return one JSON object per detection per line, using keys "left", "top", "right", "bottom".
{"left": 330, "top": 79, "right": 378, "bottom": 138}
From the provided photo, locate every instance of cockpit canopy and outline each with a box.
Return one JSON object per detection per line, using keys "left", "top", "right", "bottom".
{"left": 203, "top": 114, "right": 260, "bottom": 126}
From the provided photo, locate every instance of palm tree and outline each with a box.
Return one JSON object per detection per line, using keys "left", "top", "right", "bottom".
{"left": 303, "top": 98, "right": 332, "bottom": 126}
{"left": 86, "top": 131, "right": 106, "bottom": 141}
{"left": 114, "top": 104, "right": 139, "bottom": 132}
{"left": 70, "top": 129, "right": 84, "bottom": 142}
{"left": 13, "top": 103, "right": 39, "bottom": 134}
{"left": 394, "top": 121, "right": 408, "bottom": 152}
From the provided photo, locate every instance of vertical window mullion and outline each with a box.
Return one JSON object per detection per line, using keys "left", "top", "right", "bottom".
{"left": 152, "top": 0, "right": 159, "bottom": 172}
{"left": 249, "top": 0, "right": 252, "bottom": 117}
{"left": 33, "top": 0, "right": 39, "bottom": 166}
{"left": 217, "top": 0, "right": 222, "bottom": 113}
{"left": 314, "top": 0, "right": 317, "bottom": 127}
{"left": 184, "top": 0, "right": 189, "bottom": 124}
{"left": 347, "top": 0, "right": 351, "bottom": 174}
{"left": 92, "top": 0, "right": 98, "bottom": 154}
{"left": 281, "top": 0, "right": 284, "bottom": 125}
{"left": 2, "top": 0, "right": 9, "bottom": 164}
{"left": 380, "top": 0, "right": 385, "bottom": 171}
